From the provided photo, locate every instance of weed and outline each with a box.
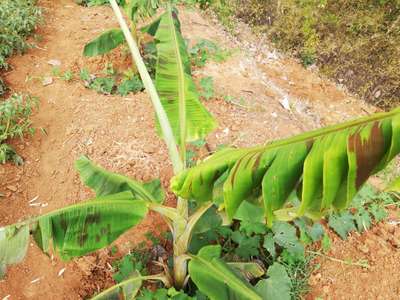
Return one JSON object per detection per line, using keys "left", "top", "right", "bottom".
{"left": 76, "top": 0, "right": 125, "bottom": 6}
{"left": 118, "top": 75, "right": 144, "bottom": 96}
{"left": 79, "top": 68, "right": 91, "bottom": 82}
{"left": 61, "top": 70, "right": 74, "bottom": 82}
{"left": 199, "top": 76, "right": 214, "bottom": 100}
{"left": 51, "top": 67, "right": 61, "bottom": 77}
{"left": 328, "top": 184, "right": 394, "bottom": 239}
{"left": 0, "top": 94, "right": 38, "bottom": 164}
{"left": 0, "top": 0, "right": 41, "bottom": 96}
{"left": 90, "top": 77, "right": 116, "bottom": 95}
{"left": 189, "top": 39, "right": 231, "bottom": 67}
{"left": 113, "top": 244, "right": 151, "bottom": 283}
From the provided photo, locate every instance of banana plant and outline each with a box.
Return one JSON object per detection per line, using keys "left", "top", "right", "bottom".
{"left": 0, "top": 0, "right": 399, "bottom": 299}
{"left": 83, "top": 0, "right": 161, "bottom": 57}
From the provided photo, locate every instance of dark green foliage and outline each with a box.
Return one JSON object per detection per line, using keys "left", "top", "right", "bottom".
{"left": 0, "top": 0, "right": 41, "bottom": 70}
{"left": 0, "top": 0, "right": 41, "bottom": 96}
{"left": 328, "top": 184, "right": 392, "bottom": 239}
{"left": 118, "top": 76, "right": 144, "bottom": 96}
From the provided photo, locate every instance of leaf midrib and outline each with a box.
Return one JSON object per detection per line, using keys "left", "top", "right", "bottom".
{"left": 192, "top": 255, "right": 262, "bottom": 300}
{"left": 252, "top": 109, "right": 400, "bottom": 152}
{"left": 167, "top": 9, "right": 186, "bottom": 154}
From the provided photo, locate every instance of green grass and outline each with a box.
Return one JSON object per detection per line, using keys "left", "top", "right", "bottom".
{"left": 0, "top": 0, "right": 41, "bottom": 97}
{"left": 0, "top": 94, "right": 38, "bottom": 164}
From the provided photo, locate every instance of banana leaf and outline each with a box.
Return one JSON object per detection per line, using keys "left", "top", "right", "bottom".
{"left": 151, "top": 9, "right": 217, "bottom": 145}
{"left": 76, "top": 156, "right": 165, "bottom": 203}
{"left": 188, "top": 245, "right": 264, "bottom": 300}
{"left": 0, "top": 191, "right": 148, "bottom": 277}
{"left": 83, "top": 28, "right": 125, "bottom": 57}
{"left": 172, "top": 108, "right": 400, "bottom": 225}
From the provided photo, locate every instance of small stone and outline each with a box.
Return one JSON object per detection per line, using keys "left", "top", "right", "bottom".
{"left": 374, "top": 90, "right": 381, "bottom": 98}
{"left": 6, "top": 185, "right": 17, "bottom": 192}
{"left": 279, "top": 96, "right": 290, "bottom": 110}
{"left": 358, "top": 244, "right": 369, "bottom": 254}
{"left": 47, "top": 59, "right": 61, "bottom": 66}
{"left": 42, "top": 77, "right": 53, "bottom": 86}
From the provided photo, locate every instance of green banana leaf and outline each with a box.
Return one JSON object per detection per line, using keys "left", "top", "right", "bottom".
{"left": 91, "top": 270, "right": 142, "bottom": 300}
{"left": 386, "top": 177, "right": 400, "bottom": 193}
{"left": 0, "top": 191, "right": 148, "bottom": 277}
{"left": 83, "top": 28, "right": 125, "bottom": 57}
{"left": 76, "top": 155, "right": 165, "bottom": 203}
{"left": 228, "top": 262, "right": 265, "bottom": 280}
{"left": 172, "top": 108, "right": 400, "bottom": 225}
{"left": 188, "top": 245, "right": 264, "bottom": 300}
{"left": 151, "top": 9, "right": 217, "bottom": 145}
{"left": 124, "top": 0, "right": 160, "bottom": 22}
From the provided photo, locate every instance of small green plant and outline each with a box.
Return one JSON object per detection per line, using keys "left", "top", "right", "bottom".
{"left": 0, "top": 94, "right": 38, "bottom": 164}
{"left": 189, "top": 39, "right": 231, "bottom": 67}
{"left": 118, "top": 75, "right": 144, "bottom": 96}
{"left": 199, "top": 76, "right": 214, "bottom": 100}
{"left": 61, "top": 70, "right": 74, "bottom": 82}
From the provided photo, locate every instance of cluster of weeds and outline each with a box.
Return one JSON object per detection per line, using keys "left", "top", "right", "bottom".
{"left": 79, "top": 66, "right": 144, "bottom": 96}
{"left": 51, "top": 67, "right": 75, "bottom": 82}
{"left": 112, "top": 242, "right": 151, "bottom": 283}
{"left": 208, "top": 0, "right": 400, "bottom": 109}
{"left": 327, "top": 184, "right": 396, "bottom": 239}
{"left": 0, "top": 0, "right": 41, "bottom": 97}
{"left": 189, "top": 39, "right": 232, "bottom": 67}
{"left": 0, "top": 94, "right": 38, "bottom": 164}
{"left": 188, "top": 205, "right": 322, "bottom": 299}
{"left": 75, "top": 0, "right": 125, "bottom": 6}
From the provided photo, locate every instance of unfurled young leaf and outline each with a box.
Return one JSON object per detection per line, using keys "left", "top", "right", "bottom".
{"left": 83, "top": 29, "right": 125, "bottom": 56}
{"left": 149, "top": 9, "right": 217, "bottom": 145}
{"left": 328, "top": 211, "right": 356, "bottom": 239}
{"left": 172, "top": 108, "right": 400, "bottom": 225}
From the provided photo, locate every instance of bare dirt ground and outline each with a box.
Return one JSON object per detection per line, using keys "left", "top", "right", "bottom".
{"left": 0, "top": 1, "right": 398, "bottom": 299}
